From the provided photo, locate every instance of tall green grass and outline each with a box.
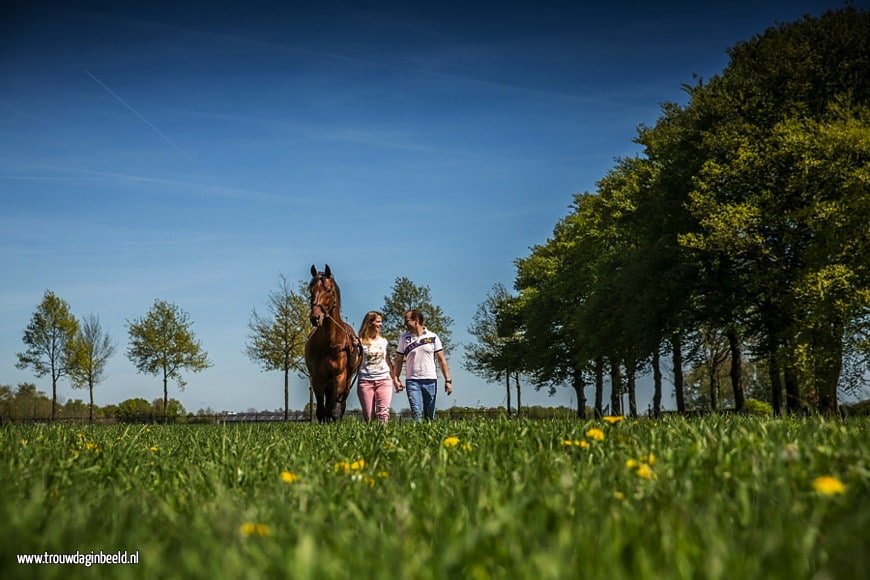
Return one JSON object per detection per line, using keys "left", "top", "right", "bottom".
{"left": 1, "top": 416, "right": 866, "bottom": 579}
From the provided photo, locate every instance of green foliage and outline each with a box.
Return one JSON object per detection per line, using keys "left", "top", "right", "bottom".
{"left": 127, "top": 300, "right": 211, "bottom": 388}
{"left": 0, "top": 417, "right": 866, "bottom": 579}
{"left": 0, "top": 383, "right": 53, "bottom": 421}
{"left": 15, "top": 290, "right": 79, "bottom": 421}
{"left": 464, "top": 283, "right": 520, "bottom": 384}
{"left": 246, "top": 275, "right": 310, "bottom": 419}
{"left": 743, "top": 399, "right": 774, "bottom": 416}
{"left": 245, "top": 275, "right": 309, "bottom": 376}
{"left": 15, "top": 291, "right": 79, "bottom": 381}
{"left": 127, "top": 300, "right": 211, "bottom": 417}
{"left": 116, "top": 398, "right": 152, "bottom": 421}
{"left": 381, "top": 277, "right": 454, "bottom": 351}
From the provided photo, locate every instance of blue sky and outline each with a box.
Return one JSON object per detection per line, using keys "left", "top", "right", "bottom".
{"left": 0, "top": 0, "right": 848, "bottom": 414}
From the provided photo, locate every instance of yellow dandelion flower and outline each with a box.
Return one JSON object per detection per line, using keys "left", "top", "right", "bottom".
{"left": 350, "top": 459, "right": 366, "bottom": 471}
{"left": 280, "top": 471, "right": 298, "bottom": 484}
{"left": 334, "top": 461, "right": 350, "bottom": 473}
{"left": 240, "top": 522, "right": 271, "bottom": 537}
{"left": 20, "top": 439, "right": 28, "bottom": 446}
{"left": 85, "top": 442, "right": 99, "bottom": 452}
{"left": 561, "top": 439, "right": 574, "bottom": 447}
{"left": 613, "top": 491, "right": 625, "bottom": 500}
{"left": 351, "top": 474, "right": 376, "bottom": 486}
{"left": 626, "top": 459, "right": 638, "bottom": 469}
{"left": 812, "top": 476, "right": 845, "bottom": 496}
{"left": 149, "top": 446, "right": 159, "bottom": 453}
{"left": 377, "top": 471, "right": 390, "bottom": 479}
{"left": 635, "top": 463, "right": 655, "bottom": 480}
{"left": 461, "top": 442, "right": 473, "bottom": 451}
{"left": 603, "top": 416, "right": 624, "bottom": 424}
{"left": 646, "top": 453, "right": 656, "bottom": 465}
{"left": 443, "top": 436, "right": 460, "bottom": 448}
{"left": 578, "top": 440, "right": 589, "bottom": 448}
{"left": 585, "top": 428, "right": 605, "bottom": 442}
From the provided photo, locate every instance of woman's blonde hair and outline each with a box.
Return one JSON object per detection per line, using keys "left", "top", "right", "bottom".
{"left": 358, "top": 311, "right": 384, "bottom": 345}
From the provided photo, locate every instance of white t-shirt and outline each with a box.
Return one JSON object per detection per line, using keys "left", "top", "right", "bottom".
{"left": 396, "top": 329, "right": 443, "bottom": 380}
{"left": 359, "top": 336, "right": 391, "bottom": 381}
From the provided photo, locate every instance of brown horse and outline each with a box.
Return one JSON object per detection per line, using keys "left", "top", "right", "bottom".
{"left": 304, "top": 264, "right": 362, "bottom": 422}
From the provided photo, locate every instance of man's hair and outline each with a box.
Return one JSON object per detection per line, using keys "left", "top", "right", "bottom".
{"left": 405, "top": 309, "right": 424, "bottom": 325}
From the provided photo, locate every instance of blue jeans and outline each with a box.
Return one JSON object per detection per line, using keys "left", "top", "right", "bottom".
{"left": 405, "top": 379, "right": 437, "bottom": 420}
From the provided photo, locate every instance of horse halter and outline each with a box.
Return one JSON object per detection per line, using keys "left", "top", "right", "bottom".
{"left": 309, "top": 275, "right": 338, "bottom": 323}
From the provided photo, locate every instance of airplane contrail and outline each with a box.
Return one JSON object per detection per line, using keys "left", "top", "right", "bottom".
{"left": 84, "top": 69, "right": 191, "bottom": 159}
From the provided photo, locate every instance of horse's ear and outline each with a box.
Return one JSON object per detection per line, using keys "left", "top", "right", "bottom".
{"left": 324, "top": 264, "right": 332, "bottom": 278}
{"left": 310, "top": 264, "right": 317, "bottom": 277}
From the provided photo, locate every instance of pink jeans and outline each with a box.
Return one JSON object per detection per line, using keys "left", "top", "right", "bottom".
{"left": 358, "top": 378, "right": 393, "bottom": 423}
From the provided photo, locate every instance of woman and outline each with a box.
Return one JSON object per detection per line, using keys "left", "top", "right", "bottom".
{"left": 357, "top": 311, "right": 401, "bottom": 423}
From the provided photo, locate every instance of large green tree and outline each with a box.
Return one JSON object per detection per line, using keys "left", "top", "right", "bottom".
{"left": 514, "top": 201, "right": 596, "bottom": 417}
{"left": 127, "top": 300, "right": 211, "bottom": 420}
{"left": 16, "top": 290, "right": 79, "bottom": 422}
{"left": 68, "top": 314, "right": 116, "bottom": 424}
{"left": 246, "top": 275, "right": 310, "bottom": 421}
{"left": 381, "top": 277, "right": 454, "bottom": 351}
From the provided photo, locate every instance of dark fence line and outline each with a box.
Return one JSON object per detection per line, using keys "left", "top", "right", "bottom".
{"left": 0, "top": 408, "right": 586, "bottom": 425}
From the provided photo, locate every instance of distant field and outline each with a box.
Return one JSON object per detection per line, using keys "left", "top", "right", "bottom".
{"left": 1, "top": 417, "right": 867, "bottom": 579}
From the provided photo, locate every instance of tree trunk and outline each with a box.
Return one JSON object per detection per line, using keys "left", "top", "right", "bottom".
{"left": 727, "top": 328, "right": 745, "bottom": 412}
{"left": 505, "top": 372, "right": 512, "bottom": 417}
{"left": 594, "top": 357, "right": 604, "bottom": 418}
{"left": 283, "top": 367, "right": 290, "bottom": 421}
{"left": 573, "top": 366, "right": 586, "bottom": 419}
{"left": 51, "top": 376, "right": 58, "bottom": 423}
{"left": 709, "top": 358, "right": 718, "bottom": 411}
{"left": 784, "top": 354, "right": 801, "bottom": 414}
{"left": 652, "top": 347, "right": 662, "bottom": 417}
{"left": 514, "top": 372, "right": 522, "bottom": 416}
{"left": 609, "top": 359, "right": 622, "bottom": 416}
{"left": 626, "top": 362, "right": 637, "bottom": 418}
{"left": 89, "top": 380, "right": 95, "bottom": 425}
{"left": 672, "top": 334, "right": 685, "bottom": 414}
{"left": 812, "top": 320, "right": 843, "bottom": 416}
{"left": 163, "top": 369, "right": 169, "bottom": 423}
{"left": 309, "top": 386, "right": 315, "bottom": 422}
{"left": 769, "top": 349, "right": 782, "bottom": 416}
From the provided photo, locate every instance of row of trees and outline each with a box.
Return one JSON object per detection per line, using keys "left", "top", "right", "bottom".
{"left": 0, "top": 383, "right": 187, "bottom": 422}
{"left": 15, "top": 291, "right": 210, "bottom": 423}
{"left": 465, "top": 8, "right": 869, "bottom": 417}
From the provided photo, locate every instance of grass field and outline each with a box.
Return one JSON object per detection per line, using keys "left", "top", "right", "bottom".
{"left": 1, "top": 416, "right": 867, "bottom": 579}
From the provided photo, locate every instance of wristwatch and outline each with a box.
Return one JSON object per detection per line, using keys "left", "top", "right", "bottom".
{"left": 445, "top": 380, "right": 453, "bottom": 384}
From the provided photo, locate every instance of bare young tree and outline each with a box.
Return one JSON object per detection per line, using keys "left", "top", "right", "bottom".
{"left": 68, "top": 314, "right": 116, "bottom": 424}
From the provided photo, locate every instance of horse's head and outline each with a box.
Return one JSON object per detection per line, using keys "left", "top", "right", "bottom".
{"left": 308, "top": 264, "right": 340, "bottom": 327}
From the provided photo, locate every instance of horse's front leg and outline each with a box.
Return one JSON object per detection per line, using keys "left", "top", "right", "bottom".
{"left": 331, "top": 366, "right": 350, "bottom": 421}
{"left": 316, "top": 394, "right": 327, "bottom": 422}
{"left": 311, "top": 375, "right": 327, "bottom": 423}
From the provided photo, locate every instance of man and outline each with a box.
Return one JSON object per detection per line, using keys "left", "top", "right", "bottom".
{"left": 393, "top": 309, "right": 453, "bottom": 420}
